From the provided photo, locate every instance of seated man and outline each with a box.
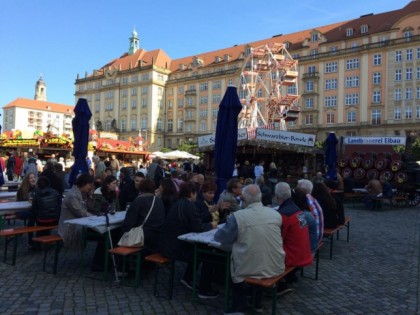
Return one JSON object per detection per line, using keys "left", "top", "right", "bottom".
{"left": 364, "top": 177, "right": 382, "bottom": 209}
{"left": 118, "top": 171, "right": 145, "bottom": 210}
{"left": 217, "top": 178, "right": 242, "bottom": 223}
{"left": 275, "top": 182, "right": 313, "bottom": 291}
{"left": 214, "top": 184, "right": 285, "bottom": 314}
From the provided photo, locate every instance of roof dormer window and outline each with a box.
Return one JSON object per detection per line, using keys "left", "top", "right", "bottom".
{"left": 361, "top": 24, "right": 368, "bottom": 34}
{"left": 311, "top": 33, "right": 319, "bottom": 42}
{"left": 245, "top": 47, "right": 252, "bottom": 56}
{"left": 346, "top": 28, "right": 354, "bottom": 37}
{"left": 284, "top": 41, "right": 291, "bottom": 49}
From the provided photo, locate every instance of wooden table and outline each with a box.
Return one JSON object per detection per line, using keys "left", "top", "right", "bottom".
{"left": 179, "top": 226, "right": 231, "bottom": 312}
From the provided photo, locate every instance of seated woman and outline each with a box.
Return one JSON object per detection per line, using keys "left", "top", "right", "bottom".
{"left": 121, "top": 178, "right": 166, "bottom": 255}
{"left": 90, "top": 175, "right": 121, "bottom": 271}
{"left": 194, "top": 180, "right": 219, "bottom": 225}
{"left": 159, "top": 182, "right": 218, "bottom": 299}
{"left": 16, "top": 172, "right": 37, "bottom": 246}
{"left": 93, "top": 175, "right": 120, "bottom": 215}
{"left": 58, "top": 173, "right": 95, "bottom": 249}
{"left": 155, "top": 178, "right": 178, "bottom": 216}
{"left": 312, "top": 182, "right": 339, "bottom": 228}
{"left": 31, "top": 176, "right": 62, "bottom": 247}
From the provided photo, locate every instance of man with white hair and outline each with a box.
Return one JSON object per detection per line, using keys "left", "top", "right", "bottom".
{"left": 296, "top": 179, "right": 324, "bottom": 243}
{"left": 214, "top": 184, "right": 285, "bottom": 314}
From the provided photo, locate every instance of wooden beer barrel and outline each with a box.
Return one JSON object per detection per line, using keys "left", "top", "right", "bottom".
{"left": 394, "top": 171, "right": 408, "bottom": 184}
{"left": 380, "top": 169, "right": 394, "bottom": 181}
{"left": 350, "top": 157, "right": 362, "bottom": 168}
{"left": 391, "top": 152, "right": 402, "bottom": 161}
{"left": 374, "top": 158, "right": 388, "bottom": 171}
{"left": 362, "top": 158, "right": 374, "bottom": 170}
{"left": 390, "top": 160, "right": 403, "bottom": 172}
{"left": 338, "top": 156, "right": 349, "bottom": 168}
{"left": 342, "top": 167, "right": 352, "bottom": 177}
{"left": 366, "top": 169, "right": 379, "bottom": 179}
{"left": 354, "top": 168, "right": 366, "bottom": 180}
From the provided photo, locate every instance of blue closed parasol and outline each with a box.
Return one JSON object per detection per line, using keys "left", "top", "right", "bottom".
{"left": 214, "top": 86, "right": 243, "bottom": 201}
{"left": 325, "top": 132, "right": 338, "bottom": 180}
{"left": 69, "top": 98, "right": 92, "bottom": 186}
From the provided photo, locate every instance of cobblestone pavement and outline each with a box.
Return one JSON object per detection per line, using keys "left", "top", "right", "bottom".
{"left": 1, "top": 204, "right": 420, "bottom": 315}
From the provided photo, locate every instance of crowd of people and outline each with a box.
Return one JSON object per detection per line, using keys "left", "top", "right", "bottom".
{"left": 8, "top": 151, "right": 351, "bottom": 313}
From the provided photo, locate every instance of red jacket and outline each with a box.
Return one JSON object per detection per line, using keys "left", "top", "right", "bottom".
{"left": 14, "top": 156, "right": 23, "bottom": 175}
{"left": 279, "top": 200, "right": 313, "bottom": 268}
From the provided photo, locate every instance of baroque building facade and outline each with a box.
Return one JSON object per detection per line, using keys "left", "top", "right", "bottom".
{"left": 75, "top": 1, "right": 420, "bottom": 151}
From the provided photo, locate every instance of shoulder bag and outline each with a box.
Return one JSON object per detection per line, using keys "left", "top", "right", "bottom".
{"left": 118, "top": 196, "right": 156, "bottom": 247}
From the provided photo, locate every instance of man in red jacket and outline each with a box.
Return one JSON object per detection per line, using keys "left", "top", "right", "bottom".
{"left": 275, "top": 181, "right": 313, "bottom": 294}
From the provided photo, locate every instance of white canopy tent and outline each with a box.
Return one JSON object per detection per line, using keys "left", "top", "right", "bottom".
{"left": 160, "top": 150, "right": 199, "bottom": 160}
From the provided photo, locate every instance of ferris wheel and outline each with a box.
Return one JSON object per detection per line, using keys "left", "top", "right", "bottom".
{"left": 238, "top": 43, "right": 301, "bottom": 131}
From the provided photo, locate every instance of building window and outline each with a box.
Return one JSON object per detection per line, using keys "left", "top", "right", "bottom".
{"left": 257, "top": 89, "right": 263, "bottom": 98}
{"left": 406, "top": 68, "right": 413, "bottom": 80}
{"left": 394, "top": 108, "right": 401, "bottom": 120}
{"left": 361, "top": 25, "right": 368, "bottom": 34}
{"left": 311, "top": 33, "right": 318, "bottom": 42}
{"left": 305, "top": 98, "right": 314, "bottom": 108}
{"left": 345, "top": 93, "right": 359, "bottom": 105}
{"left": 345, "top": 76, "right": 359, "bottom": 88}
{"left": 305, "top": 114, "right": 313, "bottom": 125}
{"left": 406, "top": 88, "right": 412, "bottom": 100}
{"left": 325, "top": 79, "right": 337, "bottom": 90}
{"left": 178, "top": 118, "right": 184, "bottom": 131}
{"left": 156, "top": 118, "right": 163, "bottom": 131}
{"left": 417, "top": 67, "right": 420, "bottom": 80}
{"left": 178, "top": 99, "right": 183, "bottom": 108}
{"left": 131, "top": 75, "right": 138, "bottom": 83}
{"left": 416, "top": 107, "right": 420, "bottom": 119}
{"left": 406, "top": 107, "right": 412, "bottom": 119}
{"left": 122, "top": 89, "right": 128, "bottom": 97}
{"left": 417, "top": 87, "right": 420, "bottom": 99}
{"left": 121, "top": 100, "right": 127, "bottom": 110}
{"left": 325, "top": 96, "right": 337, "bottom": 107}
{"left": 213, "top": 80, "right": 222, "bottom": 90}
{"left": 95, "top": 93, "right": 100, "bottom": 101}
{"left": 200, "top": 121, "right": 207, "bottom": 131}
{"left": 395, "top": 51, "right": 402, "bottom": 62}
{"left": 178, "top": 86, "right": 184, "bottom": 93}
{"left": 372, "top": 90, "right": 381, "bottom": 103}
{"left": 122, "top": 77, "right": 128, "bottom": 85}
{"left": 310, "top": 49, "right": 318, "bottom": 55}
{"left": 157, "top": 87, "right": 163, "bottom": 96}
{"left": 200, "top": 96, "right": 208, "bottom": 105}
{"left": 105, "top": 102, "right": 113, "bottom": 111}
{"left": 347, "top": 112, "right": 356, "bottom": 123}
{"left": 325, "top": 62, "right": 338, "bottom": 73}
{"left": 373, "top": 54, "right": 382, "bottom": 65}
{"left": 212, "top": 109, "right": 218, "bottom": 117}
{"left": 200, "top": 110, "right": 208, "bottom": 117}
{"left": 346, "top": 58, "right": 359, "bottom": 70}
{"left": 168, "top": 100, "right": 173, "bottom": 108}
{"left": 394, "top": 89, "right": 402, "bottom": 101}
{"left": 131, "top": 118, "right": 137, "bottom": 131}
{"left": 395, "top": 69, "right": 402, "bottom": 81}
{"left": 131, "top": 88, "right": 137, "bottom": 96}
{"left": 121, "top": 118, "right": 127, "bottom": 132}
{"left": 371, "top": 109, "right": 381, "bottom": 125}
{"left": 186, "top": 110, "right": 193, "bottom": 119}
{"left": 95, "top": 104, "right": 100, "bottom": 113}
{"left": 212, "top": 94, "right": 221, "bottom": 104}
{"left": 406, "top": 49, "right": 413, "bottom": 61}
{"left": 346, "top": 28, "right": 353, "bottom": 36}
{"left": 141, "top": 117, "right": 147, "bottom": 130}
{"left": 404, "top": 31, "right": 413, "bottom": 40}
{"left": 326, "top": 112, "right": 335, "bottom": 124}
{"left": 200, "top": 82, "right": 208, "bottom": 91}
{"left": 141, "top": 86, "right": 148, "bottom": 94}
{"left": 167, "top": 119, "right": 173, "bottom": 132}
{"left": 141, "top": 73, "right": 149, "bottom": 81}
{"left": 186, "top": 97, "right": 193, "bottom": 106}
{"left": 130, "top": 99, "right": 137, "bottom": 109}
{"left": 308, "top": 66, "right": 316, "bottom": 73}
{"left": 142, "top": 98, "right": 147, "bottom": 108}
{"left": 373, "top": 72, "right": 381, "bottom": 84}
{"left": 306, "top": 81, "right": 314, "bottom": 92}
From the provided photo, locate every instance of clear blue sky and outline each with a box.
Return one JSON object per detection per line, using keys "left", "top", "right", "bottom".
{"left": 0, "top": 0, "right": 407, "bottom": 109}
